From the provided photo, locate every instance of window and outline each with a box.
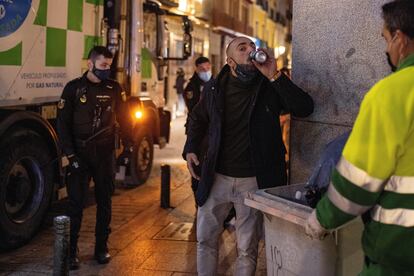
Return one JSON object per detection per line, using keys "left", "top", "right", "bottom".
{"left": 194, "top": 38, "right": 204, "bottom": 55}
{"left": 242, "top": 4, "right": 248, "bottom": 23}
{"left": 230, "top": 0, "right": 239, "bottom": 19}
{"left": 255, "top": 21, "right": 259, "bottom": 37}
{"left": 143, "top": 12, "right": 157, "bottom": 56}
{"left": 223, "top": 0, "right": 230, "bottom": 14}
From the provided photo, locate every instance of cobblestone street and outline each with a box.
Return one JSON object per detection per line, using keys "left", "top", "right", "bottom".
{"left": 0, "top": 117, "right": 266, "bottom": 276}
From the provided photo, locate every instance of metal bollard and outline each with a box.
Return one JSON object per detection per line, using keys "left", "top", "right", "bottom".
{"left": 160, "top": 164, "right": 171, "bottom": 208}
{"left": 53, "top": 216, "right": 70, "bottom": 276}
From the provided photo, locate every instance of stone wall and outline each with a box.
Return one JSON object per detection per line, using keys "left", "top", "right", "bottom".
{"left": 290, "top": 0, "right": 391, "bottom": 183}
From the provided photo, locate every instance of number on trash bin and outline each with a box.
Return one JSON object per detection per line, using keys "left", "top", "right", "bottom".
{"left": 270, "top": 244, "right": 283, "bottom": 275}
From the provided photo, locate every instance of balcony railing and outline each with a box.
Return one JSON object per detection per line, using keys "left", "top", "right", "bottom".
{"left": 212, "top": 9, "right": 254, "bottom": 36}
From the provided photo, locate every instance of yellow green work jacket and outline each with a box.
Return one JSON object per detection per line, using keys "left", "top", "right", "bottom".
{"left": 316, "top": 53, "right": 414, "bottom": 272}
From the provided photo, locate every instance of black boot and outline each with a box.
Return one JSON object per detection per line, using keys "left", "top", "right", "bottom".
{"left": 69, "top": 245, "right": 80, "bottom": 270}
{"left": 94, "top": 241, "right": 111, "bottom": 264}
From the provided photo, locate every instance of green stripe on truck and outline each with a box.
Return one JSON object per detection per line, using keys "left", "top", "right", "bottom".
{"left": 83, "top": 35, "right": 103, "bottom": 59}
{"left": 46, "top": 27, "right": 67, "bottom": 67}
{"left": 34, "top": 0, "right": 48, "bottom": 26}
{"left": 142, "top": 48, "right": 152, "bottom": 78}
{"left": 68, "top": 0, "right": 83, "bottom": 32}
{"left": 0, "top": 43, "right": 22, "bottom": 66}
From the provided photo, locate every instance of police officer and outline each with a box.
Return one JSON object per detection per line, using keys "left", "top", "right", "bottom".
{"left": 57, "top": 46, "right": 132, "bottom": 269}
{"left": 183, "top": 57, "right": 212, "bottom": 201}
{"left": 183, "top": 56, "right": 212, "bottom": 115}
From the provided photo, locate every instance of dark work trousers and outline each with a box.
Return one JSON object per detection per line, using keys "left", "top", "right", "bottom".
{"left": 67, "top": 142, "right": 114, "bottom": 249}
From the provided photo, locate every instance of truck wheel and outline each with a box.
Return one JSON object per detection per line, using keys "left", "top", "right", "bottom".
{"left": 0, "top": 130, "right": 54, "bottom": 250}
{"left": 129, "top": 127, "right": 154, "bottom": 186}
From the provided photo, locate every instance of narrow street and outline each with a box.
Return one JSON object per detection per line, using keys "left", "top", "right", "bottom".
{"left": 1, "top": 0, "right": 412, "bottom": 275}
{"left": 0, "top": 117, "right": 266, "bottom": 276}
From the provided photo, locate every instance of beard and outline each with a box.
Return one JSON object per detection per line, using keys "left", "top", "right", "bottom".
{"left": 239, "top": 62, "right": 257, "bottom": 72}
{"left": 234, "top": 63, "right": 259, "bottom": 82}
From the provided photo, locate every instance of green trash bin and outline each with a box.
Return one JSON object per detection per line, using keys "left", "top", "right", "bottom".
{"left": 245, "top": 183, "right": 364, "bottom": 276}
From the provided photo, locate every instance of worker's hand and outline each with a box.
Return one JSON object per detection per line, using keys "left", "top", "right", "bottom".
{"left": 305, "top": 209, "right": 329, "bottom": 240}
{"left": 67, "top": 155, "right": 86, "bottom": 173}
{"left": 186, "top": 153, "right": 200, "bottom": 180}
{"left": 252, "top": 48, "right": 279, "bottom": 80}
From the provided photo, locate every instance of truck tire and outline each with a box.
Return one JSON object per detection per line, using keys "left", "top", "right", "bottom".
{"left": 128, "top": 127, "right": 154, "bottom": 186}
{"left": 0, "top": 130, "right": 54, "bottom": 250}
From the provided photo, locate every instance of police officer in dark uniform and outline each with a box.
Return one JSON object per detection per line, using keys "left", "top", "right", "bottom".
{"left": 183, "top": 57, "right": 212, "bottom": 199}
{"left": 183, "top": 56, "right": 212, "bottom": 115}
{"left": 57, "top": 46, "right": 132, "bottom": 269}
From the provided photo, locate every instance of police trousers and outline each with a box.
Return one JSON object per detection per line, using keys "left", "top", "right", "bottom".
{"left": 196, "top": 173, "right": 262, "bottom": 276}
{"left": 66, "top": 144, "right": 114, "bottom": 247}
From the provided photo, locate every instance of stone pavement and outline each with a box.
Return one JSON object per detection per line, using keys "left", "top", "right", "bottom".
{"left": 0, "top": 117, "right": 266, "bottom": 276}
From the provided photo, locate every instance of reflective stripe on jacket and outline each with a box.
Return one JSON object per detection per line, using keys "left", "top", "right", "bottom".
{"left": 316, "top": 54, "right": 414, "bottom": 271}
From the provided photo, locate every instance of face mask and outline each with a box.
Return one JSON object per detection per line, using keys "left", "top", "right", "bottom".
{"left": 198, "top": 71, "right": 212, "bottom": 82}
{"left": 386, "top": 52, "right": 397, "bottom": 72}
{"left": 386, "top": 35, "right": 398, "bottom": 72}
{"left": 92, "top": 65, "right": 111, "bottom": 81}
{"left": 233, "top": 60, "right": 259, "bottom": 82}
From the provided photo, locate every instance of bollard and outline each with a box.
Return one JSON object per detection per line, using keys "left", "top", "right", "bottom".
{"left": 53, "top": 216, "right": 70, "bottom": 276}
{"left": 160, "top": 164, "right": 171, "bottom": 208}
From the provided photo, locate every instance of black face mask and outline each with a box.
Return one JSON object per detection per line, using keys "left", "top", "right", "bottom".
{"left": 233, "top": 61, "right": 259, "bottom": 82}
{"left": 386, "top": 52, "right": 397, "bottom": 72}
{"left": 92, "top": 65, "right": 111, "bottom": 81}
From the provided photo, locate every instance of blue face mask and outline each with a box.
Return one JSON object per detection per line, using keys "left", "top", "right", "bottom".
{"left": 198, "top": 71, "right": 212, "bottom": 82}
{"left": 233, "top": 60, "right": 259, "bottom": 82}
{"left": 92, "top": 65, "right": 111, "bottom": 81}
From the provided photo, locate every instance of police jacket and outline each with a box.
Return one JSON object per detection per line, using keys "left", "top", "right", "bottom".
{"left": 184, "top": 72, "right": 208, "bottom": 113}
{"left": 183, "top": 65, "right": 314, "bottom": 206}
{"left": 57, "top": 72, "right": 131, "bottom": 156}
{"left": 315, "top": 54, "right": 414, "bottom": 272}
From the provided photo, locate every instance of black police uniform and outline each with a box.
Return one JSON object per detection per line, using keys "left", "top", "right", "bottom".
{"left": 184, "top": 72, "right": 204, "bottom": 114}
{"left": 57, "top": 72, "right": 131, "bottom": 259}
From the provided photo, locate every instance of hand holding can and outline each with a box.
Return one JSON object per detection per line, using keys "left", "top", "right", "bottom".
{"left": 249, "top": 50, "right": 267, "bottom": 64}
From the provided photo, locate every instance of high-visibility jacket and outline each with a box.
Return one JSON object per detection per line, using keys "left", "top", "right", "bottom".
{"left": 316, "top": 53, "right": 414, "bottom": 272}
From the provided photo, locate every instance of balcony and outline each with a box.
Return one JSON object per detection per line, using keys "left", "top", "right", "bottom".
{"left": 233, "top": 18, "right": 254, "bottom": 36}
{"left": 212, "top": 9, "right": 233, "bottom": 28}
{"left": 212, "top": 9, "right": 254, "bottom": 36}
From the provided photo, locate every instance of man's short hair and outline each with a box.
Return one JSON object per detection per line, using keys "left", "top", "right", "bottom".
{"left": 87, "top": 46, "right": 114, "bottom": 61}
{"left": 195, "top": 56, "right": 210, "bottom": 66}
{"left": 382, "top": 0, "right": 414, "bottom": 39}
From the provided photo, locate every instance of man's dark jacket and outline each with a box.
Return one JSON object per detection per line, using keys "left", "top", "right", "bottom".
{"left": 183, "top": 65, "right": 314, "bottom": 206}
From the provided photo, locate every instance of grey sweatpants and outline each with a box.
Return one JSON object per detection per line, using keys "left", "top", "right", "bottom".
{"left": 197, "top": 173, "right": 263, "bottom": 276}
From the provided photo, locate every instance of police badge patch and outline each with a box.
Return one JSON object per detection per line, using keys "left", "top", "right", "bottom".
{"left": 186, "top": 91, "right": 193, "bottom": 99}
{"left": 80, "top": 94, "right": 87, "bottom": 103}
{"left": 58, "top": 99, "right": 65, "bottom": 109}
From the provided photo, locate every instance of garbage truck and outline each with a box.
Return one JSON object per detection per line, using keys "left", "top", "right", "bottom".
{"left": 0, "top": 0, "right": 192, "bottom": 250}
